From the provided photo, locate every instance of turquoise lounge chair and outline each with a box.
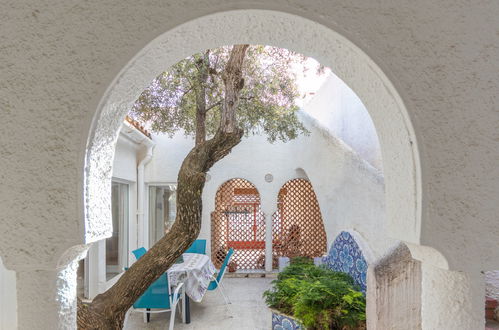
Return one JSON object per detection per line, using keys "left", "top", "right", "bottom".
{"left": 207, "top": 248, "right": 234, "bottom": 305}
{"left": 184, "top": 239, "right": 207, "bottom": 254}
{"left": 127, "top": 247, "right": 183, "bottom": 330}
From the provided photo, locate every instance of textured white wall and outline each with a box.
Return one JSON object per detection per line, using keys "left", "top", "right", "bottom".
{"left": 112, "top": 134, "right": 139, "bottom": 265}
{"left": 303, "top": 74, "right": 382, "bottom": 170}
{"left": 85, "top": 130, "right": 141, "bottom": 299}
{"left": 421, "top": 264, "right": 484, "bottom": 329}
{"left": 0, "top": 2, "right": 498, "bottom": 329}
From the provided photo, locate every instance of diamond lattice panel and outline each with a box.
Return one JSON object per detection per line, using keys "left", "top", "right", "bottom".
{"left": 211, "top": 179, "right": 265, "bottom": 270}
{"left": 272, "top": 179, "right": 327, "bottom": 264}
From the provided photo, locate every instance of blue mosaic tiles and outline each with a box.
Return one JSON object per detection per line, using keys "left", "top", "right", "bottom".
{"left": 322, "top": 231, "right": 368, "bottom": 294}
{"left": 271, "top": 311, "right": 303, "bottom": 330}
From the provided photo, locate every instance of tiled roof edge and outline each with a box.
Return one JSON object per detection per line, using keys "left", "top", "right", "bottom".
{"left": 124, "top": 116, "right": 152, "bottom": 139}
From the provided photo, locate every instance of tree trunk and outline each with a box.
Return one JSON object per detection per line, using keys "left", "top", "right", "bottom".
{"left": 77, "top": 44, "right": 249, "bottom": 329}
{"left": 194, "top": 51, "right": 209, "bottom": 146}
{"left": 221, "top": 44, "right": 249, "bottom": 133}
{"left": 195, "top": 109, "right": 206, "bottom": 146}
{"left": 78, "top": 129, "right": 243, "bottom": 329}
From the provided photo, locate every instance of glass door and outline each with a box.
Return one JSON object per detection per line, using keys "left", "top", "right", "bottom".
{"left": 148, "top": 184, "right": 177, "bottom": 246}
{"left": 106, "top": 181, "right": 129, "bottom": 280}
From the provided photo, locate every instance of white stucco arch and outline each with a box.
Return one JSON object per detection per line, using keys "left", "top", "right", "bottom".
{"left": 213, "top": 177, "right": 262, "bottom": 200}
{"left": 2, "top": 2, "right": 497, "bottom": 328}
{"left": 84, "top": 10, "right": 423, "bottom": 258}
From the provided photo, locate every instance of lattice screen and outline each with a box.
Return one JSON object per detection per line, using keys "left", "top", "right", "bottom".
{"left": 211, "top": 178, "right": 266, "bottom": 270}
{"left": 272, "top": 179, "right": 327, "bottom": 263}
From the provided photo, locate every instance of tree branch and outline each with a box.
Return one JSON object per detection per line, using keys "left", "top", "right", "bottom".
{"left": 220, "top": 44, "right": 249, "bottom": 133}
{"left": 179, "top": 85, "right": 194, "bottom": 101}
{"left": 194, "top": 51, "right": 210, "bottom": 146}
{"left": 205, "top": 100, "right": 221, "bottom": 112}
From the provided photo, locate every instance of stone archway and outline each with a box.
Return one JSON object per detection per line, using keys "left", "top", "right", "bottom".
{"left": 84, "top": 9, "right": 422, "bottom": 251}
{"left": 1, "top": 1, "right": 495, "bottom": 329}
{"left": 81, "top": 8, "right": 429, "bottom": 329}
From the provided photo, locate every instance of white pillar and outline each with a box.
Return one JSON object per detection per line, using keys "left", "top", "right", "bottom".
{"left": 86, "top": 241, "right": 106, "bottom": 299}
{"left": 16, "top": 265, "right": 79, "bottom": 330}
{"left": 421, "top": 263, "right": 484, "bottom": 330}
{"left": 260, "top": 205, "right": 276, "bottom": 272}
{"left": 14, "top": 245, "right": 88, "bottom": 330}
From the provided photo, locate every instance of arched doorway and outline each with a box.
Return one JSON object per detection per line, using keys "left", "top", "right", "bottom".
{"left": 84, "top": 10, "right": 422, "bottom": 250}
{"left": 211, "top": 179, "right": 266, "bottom": 271}
{"left": 80, "top": 8, "right": 431, "bottom": 329}
{"left": 272, "top": 179, "right": 327, "bottom": 265}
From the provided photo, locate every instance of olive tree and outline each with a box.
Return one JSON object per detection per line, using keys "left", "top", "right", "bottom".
{"left": 78, "top": 44, "right": 309, "bottom": 329}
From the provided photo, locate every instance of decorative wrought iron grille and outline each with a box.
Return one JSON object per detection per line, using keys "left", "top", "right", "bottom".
{"left": 272, "top": 179, "right": 327, "bottom": 265}
{"left": 211, "top": 179, "right": 265, "bottom": 270}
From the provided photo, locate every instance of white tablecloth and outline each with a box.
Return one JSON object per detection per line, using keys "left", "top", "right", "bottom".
{"left": 168, "top": 253, "right": 217, "bottom": 302}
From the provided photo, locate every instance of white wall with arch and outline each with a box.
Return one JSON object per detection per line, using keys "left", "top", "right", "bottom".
{"left": 79, "top": 9, "right": 468, "bottom": 329}
{"left": 144, "top": 112, "right": 390, "bottom": 260}
{"left": 83, "top": 9, "right": 421, "bottom": 257}
{"left": 2, "top": 1, "right": 498, "bottom": 328}
{"left": 74, "top": 10, "right": 427, "bottom": 327}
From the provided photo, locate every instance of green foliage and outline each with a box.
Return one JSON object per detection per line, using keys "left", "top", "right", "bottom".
{"left": 263, "top": 258, "right": 366, "bottom": 330}
{"left": 130, "top": 45, "right": 309, "bottom": 143}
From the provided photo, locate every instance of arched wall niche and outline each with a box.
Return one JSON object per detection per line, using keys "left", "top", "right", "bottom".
{"left": 210, "top": 178, "right": 265, "bottom": 270}
{"left": 272, "top": 178, "right": 328, "bottom": 260}
{"left": 84, "top": 10, "right": 423, "bottom": 258}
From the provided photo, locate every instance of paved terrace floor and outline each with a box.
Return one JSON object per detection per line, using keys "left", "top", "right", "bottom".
{"left": 124, "top": 277, "right": 273, "bottom": 330}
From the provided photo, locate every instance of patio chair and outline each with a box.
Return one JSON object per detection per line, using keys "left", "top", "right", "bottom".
{"left": 132, "top": 247, "right": 147, "bottom": 259}
{"left": 207, "top": 248, "right": 234, "bottom": 305}
{"left": 127, "top": 247, "right": 183, "bottom": 330}
{"left": 184, "top": 239, "right": 207, "bottom": 254}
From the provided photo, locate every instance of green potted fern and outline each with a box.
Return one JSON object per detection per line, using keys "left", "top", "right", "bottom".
{"left": 264, "top": 258, "right": 366, "bottom": 330}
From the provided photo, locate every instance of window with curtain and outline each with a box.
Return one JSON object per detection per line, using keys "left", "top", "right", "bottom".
{"left": 149, "top": 184, "right": 177, "bottom": 245}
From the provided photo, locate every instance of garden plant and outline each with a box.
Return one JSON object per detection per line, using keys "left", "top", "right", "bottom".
{"left": 264, "top": 258, "right": 366, "bottom": 330}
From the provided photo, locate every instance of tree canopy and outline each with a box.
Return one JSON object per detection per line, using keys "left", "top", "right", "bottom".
{"left": 130, "top": 45, "right": 309, "bottom": 144}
